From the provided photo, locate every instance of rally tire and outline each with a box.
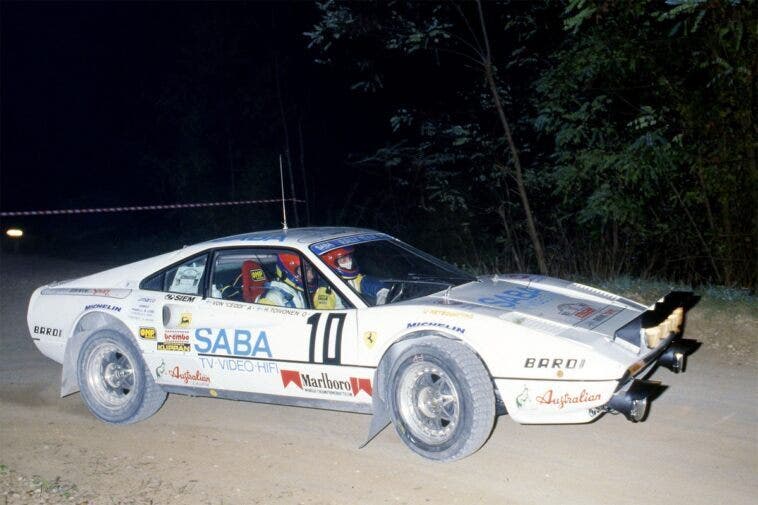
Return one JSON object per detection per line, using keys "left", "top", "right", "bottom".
{"left": 388, "top": 338, "right": 495, "bottom": 461}
{"left": 77, "top": 330, "right": 167, "bottom": 424}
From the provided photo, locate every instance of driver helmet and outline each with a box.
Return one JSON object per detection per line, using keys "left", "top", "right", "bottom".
{"left": 321, "top": 246, "right": 359, "bottom": 280}
{"left": 276, "top": 252, "right": 304, "bottom": 291}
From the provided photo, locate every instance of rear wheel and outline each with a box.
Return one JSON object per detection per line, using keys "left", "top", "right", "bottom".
{"left": 389, "top": 338, "right": 495, "bottom": 461}
{"left": 77, "top": 330, "right": 166, "bottom": 424}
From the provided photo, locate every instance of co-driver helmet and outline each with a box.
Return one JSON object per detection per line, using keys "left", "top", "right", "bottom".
{"left": 276, "top": 252, "right": 304, "bottom": 291}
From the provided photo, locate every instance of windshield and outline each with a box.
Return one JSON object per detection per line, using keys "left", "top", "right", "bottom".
{"left": 311, "top": 237, "right": 476, "bottom": 306}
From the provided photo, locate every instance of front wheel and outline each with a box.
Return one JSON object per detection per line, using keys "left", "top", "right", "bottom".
{"left": 77, "top": 330, "right": 166, "bottom": 424}
{"left": 389, "top": 338, "right": 495, "bottom": 461}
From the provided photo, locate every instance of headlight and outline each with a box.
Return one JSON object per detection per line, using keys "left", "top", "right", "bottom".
{"left": 644, "top": 307, "right": 684, "bottom": 348}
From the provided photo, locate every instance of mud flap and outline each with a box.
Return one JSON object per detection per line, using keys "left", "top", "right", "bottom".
{"left": 359, "top": 392, "right": 391, "bottom": 448}
{"left": 360, "top": 352, "right": 394, "bottom": 448}
{"left": 360, "top": 334, "right": 446, "bottom": 448}
{"left": 60, "top": 329, "right": 96, "bottom": 397}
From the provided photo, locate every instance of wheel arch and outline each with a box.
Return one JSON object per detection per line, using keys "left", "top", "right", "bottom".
{"left": 60, "top": 311, "right": 135, "bottom": 397}
{"left": 362, "top": 329, "right": 494, "bottom": 447}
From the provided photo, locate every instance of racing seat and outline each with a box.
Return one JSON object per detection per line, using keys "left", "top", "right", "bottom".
{"left": 241, "top": 260, "right": 267, "bottom": 303}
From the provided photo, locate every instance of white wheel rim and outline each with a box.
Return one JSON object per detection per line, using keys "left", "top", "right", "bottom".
{"left": 397, "top": 361, "right": 460, "bottom": 446}
{"left": 85, "top": 340, "right": 136, "bottom": 408}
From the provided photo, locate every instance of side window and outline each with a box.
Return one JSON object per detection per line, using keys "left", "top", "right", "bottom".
{"left": 210, "top": 249, "right": 281, "bottom": 303}
{"left": 141, "top": 254, "right": 208, "bottom": 295}
{"left": 208, "top": 249, "right": 352, "bottom": 310}
{"left": 304, "top": 258, "right": 350, "bottom": 310}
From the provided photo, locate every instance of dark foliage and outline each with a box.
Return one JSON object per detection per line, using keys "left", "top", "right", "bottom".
{"left": 305, "top": 0, "right": 756, "bottom": 288}
{"left": 1, "top": 1, "right": 754, "bottom": 288}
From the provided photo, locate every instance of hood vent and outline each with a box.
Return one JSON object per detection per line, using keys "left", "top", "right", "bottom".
{"left": 569, "top": 283, "right": 621, "bottom": 301}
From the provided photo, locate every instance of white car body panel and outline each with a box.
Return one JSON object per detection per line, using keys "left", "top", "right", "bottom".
{"left": 27, "top": 226, "right": 695, "bottom": 427}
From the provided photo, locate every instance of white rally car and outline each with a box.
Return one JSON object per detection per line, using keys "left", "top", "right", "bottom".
{"left": 27, "top": 227, "right": 699, "bottom": 460}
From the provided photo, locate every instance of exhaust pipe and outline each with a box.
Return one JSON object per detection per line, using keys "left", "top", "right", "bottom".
{"left": 659, "top": 346, "right": 685, "bottom": 373}
{"left": 608, "top": 380, "right": 661, "bottom": 422}
{"left": 659, "top": 339, "right": 700, "bottom": 373}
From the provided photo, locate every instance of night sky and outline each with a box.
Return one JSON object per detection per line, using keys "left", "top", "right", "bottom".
{"left": 1, "top": 1, "right": 389, "bottom": 253}
{"left": 2, "top": 1, "right": 753, "bottom": 287}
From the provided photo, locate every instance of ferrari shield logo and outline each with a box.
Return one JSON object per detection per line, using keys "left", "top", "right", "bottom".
{"left": 363, "top": 331, "right": 377, "bottom": 349}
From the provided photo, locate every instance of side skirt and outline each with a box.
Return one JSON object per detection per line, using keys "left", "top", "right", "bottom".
{"left": 160, "top": 385, "right": 373, "bottom": 415}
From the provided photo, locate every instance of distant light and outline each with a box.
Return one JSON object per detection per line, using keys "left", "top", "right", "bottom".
{"left": 6, "top": 228, "right": 23, "bottom": 238}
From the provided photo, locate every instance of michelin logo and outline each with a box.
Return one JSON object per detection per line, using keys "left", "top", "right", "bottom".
{"left": 407, "top": 322, "right": 466, "bottom": 334}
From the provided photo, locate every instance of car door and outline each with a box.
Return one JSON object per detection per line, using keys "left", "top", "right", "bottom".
{"left": 196, "top": 247, "right": 371, "bottom": 406}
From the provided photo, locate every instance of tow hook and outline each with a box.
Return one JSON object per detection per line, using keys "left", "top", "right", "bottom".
{"left": 607, "top": 380, "right": 663, "bottom": 422}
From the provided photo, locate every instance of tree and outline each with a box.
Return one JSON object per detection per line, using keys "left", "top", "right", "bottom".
{"left": 534, "top": 0, "right": 755, "bottom": 286}
{"left": 306, "top": 0, "right": 557, "bottom": 273}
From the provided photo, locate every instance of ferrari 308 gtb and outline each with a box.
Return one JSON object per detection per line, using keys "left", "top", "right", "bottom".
{"left": 28, "top": 227, "right": 698, "bottom": 460}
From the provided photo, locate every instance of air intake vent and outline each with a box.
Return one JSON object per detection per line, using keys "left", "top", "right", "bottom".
{"left": 570, "top": 283, "right": 621, "bottom": 301}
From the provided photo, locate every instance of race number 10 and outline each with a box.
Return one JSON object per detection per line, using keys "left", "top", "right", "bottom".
{"left": 306, "top": 313, "right": 346, "bottom": 364}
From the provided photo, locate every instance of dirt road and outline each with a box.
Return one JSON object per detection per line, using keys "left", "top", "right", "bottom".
{"left": 1, "top": 254, "right": 756, "bottom": 504}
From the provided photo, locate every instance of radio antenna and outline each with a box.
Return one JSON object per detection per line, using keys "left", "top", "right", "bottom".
{"left": 279, "top": 154, "right": 288, "bottom": 230}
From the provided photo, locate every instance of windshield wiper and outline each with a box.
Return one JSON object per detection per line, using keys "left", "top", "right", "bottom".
{"left": 381, "top": 278, "right": 454, "bottom": 287}
{"left": 407, "top": 273, "right": 475, "bottom": 283}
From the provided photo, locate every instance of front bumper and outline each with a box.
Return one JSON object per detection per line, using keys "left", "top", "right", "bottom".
{"left": 497, "top": 377, "right": 618, "bottom": 424}
{"left": 605, "top": 292, "right": 701, "bottom": 421}
{"left": 499, "top": 292, "right": 700, "bottom": 425}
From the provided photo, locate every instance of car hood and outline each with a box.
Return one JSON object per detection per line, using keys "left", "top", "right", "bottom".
{"left": 423, "top": 274, "right": 647, "bottom": 335}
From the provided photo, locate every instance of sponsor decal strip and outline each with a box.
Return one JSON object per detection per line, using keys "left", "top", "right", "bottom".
{"left": 535, "top": 389, "right": 602, "bottom": 409}
{"left": 310, "top": 233, "right": 387, "bottom": 254}
{"left": 194, "top": 353, "right": 377, "bottom": 369}
{"left": 165, "top": 294, "right": 197, "bottom": 302}
{"left": 155, "top": 360, "right": 209, "bottom": 385}
{"left": 281, "top": 370, "right": 372, "bottom": 397}
{"left": 139, "top": 327, "right": 157, "bottom": 340}
{"left": 157, "top": 342, "right": 191, "bottom": 352}
{"left": 524, "top": 358, "right": 586, "bottom": 369}
{"left": 32, "top": 325, "right": 62, "bottom": 337}
{"left": 199, "top": 357, "right": 280, "bottom": 374}
{"left": 41, "top": 287, "right": 131, "bottom": 298}
{"left": 84, "top": 303, "right": 122, "bottom": 312}
{"left": 406, "top": 321, "right": 466, "bottom": 334}
{"left": 477, "top": 286, "right": 551, "bottom": 309}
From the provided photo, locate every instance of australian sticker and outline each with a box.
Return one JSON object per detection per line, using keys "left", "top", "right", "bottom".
{"left": 535, "top": 389, "right": 601, "bottom": 409}
{"left": 168, "top": 366, "right": 210, "bottom": 385}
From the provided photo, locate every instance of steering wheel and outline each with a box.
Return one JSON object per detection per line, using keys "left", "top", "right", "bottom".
{"left": 385, "top": 282, "right": 405, "bottom": 304}
{"left": 220, "top": 274, "right": 243, "bottom": 300}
